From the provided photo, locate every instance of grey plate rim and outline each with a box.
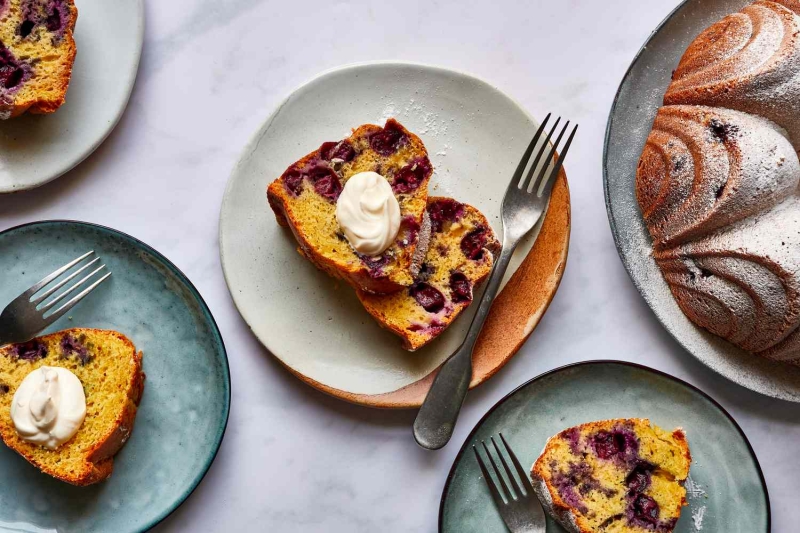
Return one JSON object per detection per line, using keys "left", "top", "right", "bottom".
{"left": 437, "top": 360, "right": 771, "bottom": 532}
{"left": 602, "top": 0, "right": 684, "bottom": 281}
{"left": 0, "top": 0, "right": 145, "bottom": 194}
{"left": 0, "top": 219, "right": 232, "bottom": 533}
{"left": 600, "top": 0, "right": 800, "bottom": 401}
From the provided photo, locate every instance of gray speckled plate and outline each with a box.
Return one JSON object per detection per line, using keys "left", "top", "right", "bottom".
{"left": 440, "top": 362, "right": 769, "bottom": 533}
{"left": 0, "top": 0, "right": 144, "bottom": 193}
{"left": 603, "top": 0, "right": 800, "bottom": 402}
{"left": 0, "top": 221, "right": 230, "bottom": 533}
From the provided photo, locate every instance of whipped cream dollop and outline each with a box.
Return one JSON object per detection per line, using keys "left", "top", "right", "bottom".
{"left": 336, "top": 171, "right": 401, "bottom": 256}
{"left": 11, "top": 366, "right": 86, "bottom": 450}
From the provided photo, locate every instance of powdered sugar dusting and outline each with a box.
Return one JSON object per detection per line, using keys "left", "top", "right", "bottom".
{"left": 685, "top": 475, "right": 706, "bottom": 498}
{"left": 691, "top": 505, "right": 707, "bottom": 531}
{"left": 379, "top": 97, "right": 454, "bottom": 184}
{"left": 378, "top": 98, "right": 452, "bottom": 138}
{"left": 685, "top": 476, "right": 707, "bottom": 531}
{"left": 378, "top": 102, "right": 397, "bottom": 124}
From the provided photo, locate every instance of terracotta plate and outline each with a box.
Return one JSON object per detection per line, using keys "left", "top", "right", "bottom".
{"left": 220, "top": 62, "right": 570, "bottom": 408}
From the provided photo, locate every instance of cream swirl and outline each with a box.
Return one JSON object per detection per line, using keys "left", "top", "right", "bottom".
{"left": 11, "top": 366, "right": 86, "bottom": 450}
{"left": 336, "top": 171, "right": 401, "bottom": 256}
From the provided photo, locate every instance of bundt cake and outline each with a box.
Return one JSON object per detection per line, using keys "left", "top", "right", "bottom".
{"left": 664, "top": 0, "right": 800, "bottom": 147}
{"left": 636, "top": 0, "right": 800, "bottom": 365}
{"left": 0, "top": 0, "right": 78, "bottom": 119}
{"left": 357, "top": 197, "right": 500, "bottom": 350}
{"left": 268, "top": 119, "right": 433, "bottom": 294}
{"left": 531, "top": 419, "right": 691, "bottom": 533}
{"left": 0, "top": 329, "right": 144, "bottom": 485}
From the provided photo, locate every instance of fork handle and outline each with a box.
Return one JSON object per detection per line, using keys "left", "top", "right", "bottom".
{"left": 413, "top": 241, "right": 519, "bottom": 450}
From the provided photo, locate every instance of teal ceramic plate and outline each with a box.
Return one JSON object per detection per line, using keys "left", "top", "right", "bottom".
{"left": 440, "top": 362, "right": 769, "bottom": 533}
{"left": 0, "top": 221, "right": 230, "bottom": 533}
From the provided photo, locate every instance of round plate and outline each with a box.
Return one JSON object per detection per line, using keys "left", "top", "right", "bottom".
{"left": 0, "top": 221, "right": 230, "bottom": 533}
{"left": 603, "top": 0, "right": 800, "bottom": 402}
{"left": 0, "top": 0, "right": 144, "bottom": 193}
{"left": 440, "top": 361, "right": 770, "bottom": 533}
{"left": 220, "top": 61, "right": 570, "bottom": 408}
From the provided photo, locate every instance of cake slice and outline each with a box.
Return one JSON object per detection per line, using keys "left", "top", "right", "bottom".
{"left": 357, "top": 197, "right": 500, "bottom": 350}
{"left": 0, "top": 0, "right": 78, "bottom": 119}
{"left": 267, "top": 119, "right": 433, "bottom": 294}
{"left": 531, "top": 419, "right": 691, "bottom": 533}
{"left": 0, "top": 329, "right": 144, "bottom": 485}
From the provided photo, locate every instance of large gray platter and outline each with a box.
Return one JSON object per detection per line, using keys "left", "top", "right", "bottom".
{"left": 603, "top": 0, "right": 800, "bottom": 402}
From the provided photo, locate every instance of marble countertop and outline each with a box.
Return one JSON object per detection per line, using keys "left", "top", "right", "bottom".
{"left": 2, "top": 0, "right": 797, "bottom": 531}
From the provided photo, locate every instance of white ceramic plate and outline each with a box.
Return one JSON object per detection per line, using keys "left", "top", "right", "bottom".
{"left": 0, "top": 0, "right": 144, "bottom": 193}
{"left": 220, "top": 62, "right": 559, "bottom": 400}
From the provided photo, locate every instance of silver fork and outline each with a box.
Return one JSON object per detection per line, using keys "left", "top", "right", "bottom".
{"left": 414, "top": 114, "right": 577, "bottom": 450}
{"left": 0, "top": 251, "right": 111, "bottom": 346}
{"left": 473, "top": 434, "right": 546, "bottom": 533}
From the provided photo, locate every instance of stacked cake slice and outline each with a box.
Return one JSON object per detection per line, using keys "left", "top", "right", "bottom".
{"left": 267, "top": 119, "right": 499, "bottom": 350}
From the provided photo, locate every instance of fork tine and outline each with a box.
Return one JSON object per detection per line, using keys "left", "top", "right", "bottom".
{"left": 522, "top": 116, "right": 561, "bottom": 192}
{"left": 530, "top": 121, "right": 570, "bottom": 195}
{"left": 482, "top": 440, "right": 515, "bottom": 501}
{"left": 500, "top": 433, "right": 532, "bottom": 491}
{"left": 512, "top": 113, "right": 551, "bottom": 189}
{"left": 474, "top": 445, "right": 508, "bottom": 507}
{"left": 42, "top": 272, "right": 111, "bottom": 323}
{"left": 539, "top": 124, "right": 578, "bottom": 197}
{"left": 39, "top": 265, "right": 108, "bottom": 312}
{"left": 24, "top": 251, "right": 95, "bottom": 298}
{"left": 491, "top": 436, "right": 525, "bottom": 497}
{"left": 31, "top": 257, "right": 101, "bottom": 304}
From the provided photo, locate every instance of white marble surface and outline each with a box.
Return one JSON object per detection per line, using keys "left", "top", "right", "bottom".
{"left": 1, "top": 0, "right": 797, "bottom": 531}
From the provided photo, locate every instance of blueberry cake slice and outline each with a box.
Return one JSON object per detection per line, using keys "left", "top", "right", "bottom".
{"left": 357, "top": 197, "right": 500, "bottom": 350}
{"left": 267, "top": 119, "right": 433, "bottom": 294}
{"left": 0, "top": 329, "right": 144, "bottom": 485}
{"left": 531, "top": 419, "right": 691, "bottom": 533}
{"left": 0, "top": 0, "right": 78, "bottom": 119}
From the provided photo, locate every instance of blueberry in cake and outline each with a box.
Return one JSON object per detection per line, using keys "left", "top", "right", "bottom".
{"left": 357, "top": 197, "right": 500, "bottom": 350}
{"left": 531, "top": 419, "right": 691, "bottom": 533}
{"left": 0, "top": 329, "right": 144, "bottom": 485}
{"left": 0, "top": 0, "right": 78, "bottom": 119}
{"left": 267, "top": 119, "right": 433, "bottom": 294}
